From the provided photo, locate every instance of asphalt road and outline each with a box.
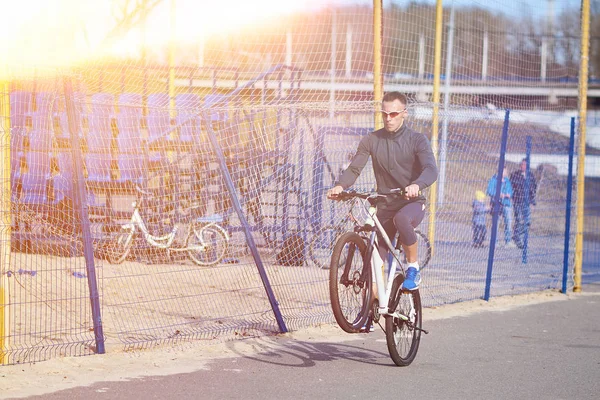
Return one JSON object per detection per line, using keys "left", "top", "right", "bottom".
{"left": 7, "top": 283, "right": 600, "bottom": 400}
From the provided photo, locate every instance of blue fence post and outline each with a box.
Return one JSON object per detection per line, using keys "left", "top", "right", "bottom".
{"left": 562, "top": 117, "right": 576, "bottom": 293}
{"left": 63, "top": 77, "right": 105, "bottom": 354}
{"left": 202, "top": 111, "right": 288, "bottom": 333}
{"left": 484, "top": 109, "right": 511, "bottom": 301}
{"left": 521, "top": 136, "right": 532, "bottom": 264}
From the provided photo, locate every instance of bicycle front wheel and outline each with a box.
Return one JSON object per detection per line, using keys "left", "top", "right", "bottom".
{"left": 329, "top": 232, "right": 372, "bottom": 333}
{"left": 186, "top": 223, "right": 228, "bottom": 266}
{"left": 385, "top": 275, "right": 422, "bottom": 366}
{"left": 310, "top": 226, "right": 342, "bottom": 269}
{"left": 107, "top": 228, "right": 134, "bottom": 264}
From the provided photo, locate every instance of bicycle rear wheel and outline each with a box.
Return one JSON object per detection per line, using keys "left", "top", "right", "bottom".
{"left": 385, "top": 275, "right": 422, "bottom": 366}
{"left": 186, "top": 223, "right": 228, "bottom": 266}
{"left": 329, "top": 232, "right": 372, "bottom": 333}
{"left": 397, "top": 229, "right": 432, "bottom": 269}
{"left": 309, "top": 226, "right": 342, "bottom": 269}
{"left": 415, "top": 230, "right": 432, "bottom": 268}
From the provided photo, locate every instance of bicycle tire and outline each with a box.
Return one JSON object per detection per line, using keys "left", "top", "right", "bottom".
{"left": 107, "top": 228, "right": 134, "bottom": 264}
{"left": 414, "top": 229, "right": 432, "bottom": 269}
{"left": 329, "top": 232, "right": 373, "bottom": 333}
{"left": 385, "top": 275, "right": 422, "bottom": 366}
{"left": 309, "top": 226, "right": 343, "bottom": 269}
{"left": 186, "top": 223, "right": 228, "bottom": 266}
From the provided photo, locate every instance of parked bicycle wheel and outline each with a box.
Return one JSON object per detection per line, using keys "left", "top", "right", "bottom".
{"left": 186, "top": 223, "right": 229, "bottom": 266}
{"left": 329, "top": 232, "right": 373, "bottom": 333}
{"left": 385, "top": 275, "right": 422, "bottom": 366}
{"left": 106, "top": 227, "right": 135, "bottom": 264}
{"left": 309, "top": 226, "right": 343, "bottom": 269}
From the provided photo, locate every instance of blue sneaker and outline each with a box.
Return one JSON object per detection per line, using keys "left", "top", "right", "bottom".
{"left": 403, "top": 267, "right": 421, "bottom": 290}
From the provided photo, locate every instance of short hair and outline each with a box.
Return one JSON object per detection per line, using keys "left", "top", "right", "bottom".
{"left": 521, "top": 158, "right": 528, "bottom": 163}
{"left": 382, "top": 91, "right": 408, "bottom": 106}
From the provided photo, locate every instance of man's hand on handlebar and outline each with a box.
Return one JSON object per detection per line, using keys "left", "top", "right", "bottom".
{"left": 327, "top": 185, "right": 344, "bottom": 199}
{"left": 390, "top": 185, "right": 421, "bottom": 199}
{"left": 403, "top": 184, "right": 421, "bottom": 199}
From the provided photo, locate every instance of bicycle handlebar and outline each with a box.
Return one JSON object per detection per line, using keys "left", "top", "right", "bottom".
{"left": 328, "top": 190, "right": 371, "bottom": 201}
{"left": 328, "top": 188, "right": 421, "bottom": 201}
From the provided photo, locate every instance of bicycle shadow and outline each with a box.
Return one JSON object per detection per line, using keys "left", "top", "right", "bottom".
{"left": 223, "top": 334, "right": 395, "bottom": 368}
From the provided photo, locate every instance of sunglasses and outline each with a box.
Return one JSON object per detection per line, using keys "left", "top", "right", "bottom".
{"left": 380, "top": 109, "right": 407, "bottom": 118}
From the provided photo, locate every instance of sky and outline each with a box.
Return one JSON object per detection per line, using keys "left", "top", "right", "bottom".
{"left": 0, "top": 0, "right": 325, "bottom": 72}
{"left": 0, "top": 0, "right": 583, "bottom": 75}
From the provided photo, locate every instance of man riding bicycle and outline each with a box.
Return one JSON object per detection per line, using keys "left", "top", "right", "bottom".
{"left": 327, "top": 91, "right": 438, "bottom": 290}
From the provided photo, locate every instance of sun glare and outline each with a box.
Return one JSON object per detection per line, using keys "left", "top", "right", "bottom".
{"left": 0, "top": 0, "right": 326, "bottom": 77}
{"left": 176, "top": 0, "right": 322, "bottom": 39}
{"left": 0, "top": 0, "right": 110, "bottom": 77}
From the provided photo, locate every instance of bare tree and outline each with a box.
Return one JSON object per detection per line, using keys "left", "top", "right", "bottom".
{"left": 553, "top": 9, "right": 582, "bottom": 79}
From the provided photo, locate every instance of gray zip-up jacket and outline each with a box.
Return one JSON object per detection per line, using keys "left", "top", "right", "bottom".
{"left": 336, "top": 124, "right": 438, "bottom": 210}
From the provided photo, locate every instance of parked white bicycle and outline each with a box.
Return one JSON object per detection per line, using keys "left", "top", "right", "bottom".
{"left": 106, "top": 186, "right": 230, "bottom": 266}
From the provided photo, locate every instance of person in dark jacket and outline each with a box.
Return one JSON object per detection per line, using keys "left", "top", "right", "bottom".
{"left": 510, "top": 158, "right": 537, "bottom": 249}
{"left": 327, "top": 92, "right": 438, "bottom": 290}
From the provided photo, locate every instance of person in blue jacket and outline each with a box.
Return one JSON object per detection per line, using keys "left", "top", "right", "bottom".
{"left": 486, "top": 167, "right": 515, "bottom": 248}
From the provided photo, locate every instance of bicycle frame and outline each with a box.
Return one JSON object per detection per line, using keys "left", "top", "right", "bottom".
{"left": 122, "top": 202, "right": 178, "bottom": 249}
{"left": 362, "top": 202, "right": 406, "bottom": 318}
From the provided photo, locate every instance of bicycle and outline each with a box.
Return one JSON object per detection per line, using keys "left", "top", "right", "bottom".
{"left": 106, "top": 186, "right": 230, "bottom": 266}
{"left": 310, "top": 201, "right": 431, "bottom": 270}
{"left": 328, "top": 189, "right": 430, "bottom": 366}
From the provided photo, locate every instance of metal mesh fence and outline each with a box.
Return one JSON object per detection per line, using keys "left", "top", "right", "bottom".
{"left": 1, "top": 0, "right": 597, "bottom": 365}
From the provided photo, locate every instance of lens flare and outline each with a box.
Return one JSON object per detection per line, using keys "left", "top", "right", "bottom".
{"left": 0, "top": 0, "right": 326, "bottom": 77}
